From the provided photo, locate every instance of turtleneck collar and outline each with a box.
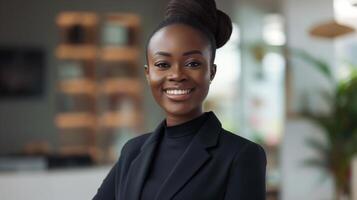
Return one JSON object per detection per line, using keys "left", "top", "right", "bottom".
{"left": 164, "top": 112, "right": 209, "bottom": 139}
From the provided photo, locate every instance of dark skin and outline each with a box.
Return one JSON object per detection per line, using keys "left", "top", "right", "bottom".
{"left": 146, "top": 23, "right": 217, "bottom": 126}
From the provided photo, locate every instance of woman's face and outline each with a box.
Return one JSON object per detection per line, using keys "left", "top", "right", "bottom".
{"left": 146, "top": 24, "right": 216, "bottom": 125}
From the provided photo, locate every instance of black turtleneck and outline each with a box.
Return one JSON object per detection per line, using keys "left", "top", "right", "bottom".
{"left": 140, "top": 112, "right": 208, "bottom": 200}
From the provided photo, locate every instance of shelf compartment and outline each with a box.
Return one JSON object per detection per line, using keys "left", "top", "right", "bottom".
{"left": 59, "top": 78, "right": 96, "bottom": 96}
{"left": 56, "top": 44, "right": 97, "bottom": 60}
{"left": 55, "top": 112, "right": 97, "bottom": 129}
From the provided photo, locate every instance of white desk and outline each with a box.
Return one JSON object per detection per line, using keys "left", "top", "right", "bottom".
{"left": 0, "top": 166, "right": 110, "bottom": 200}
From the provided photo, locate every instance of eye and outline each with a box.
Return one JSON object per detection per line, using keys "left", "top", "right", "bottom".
{"left": 154, "top": 62, "right": 170, "bottom": 69}
{"left": 185, "top": 61, "right": 201, "bottom": 68}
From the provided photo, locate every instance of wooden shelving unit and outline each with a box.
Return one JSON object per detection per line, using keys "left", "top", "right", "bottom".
{"left": 55, "top": 11, "right": 143, "bottom": 163}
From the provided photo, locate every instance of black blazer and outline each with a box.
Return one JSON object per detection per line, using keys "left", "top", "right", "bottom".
{"left": 93, "top": 112, "right": 266, "bottom": 200}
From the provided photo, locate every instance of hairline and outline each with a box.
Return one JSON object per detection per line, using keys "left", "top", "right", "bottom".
{"left": 145, "top": 21, "right": 217, "bottom": 65}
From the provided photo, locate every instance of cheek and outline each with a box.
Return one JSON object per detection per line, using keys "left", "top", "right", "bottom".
{"left": 195, "top": 69, "right": 211, "bottom": 89}
{"left": 147, "top": 69, "right": 164, "bottom": 87}
{"left": 147, "top": 70, "right": 165, "bottom": 101}
{"left": 190, "top": 70, "right": 211, "bottom": 102}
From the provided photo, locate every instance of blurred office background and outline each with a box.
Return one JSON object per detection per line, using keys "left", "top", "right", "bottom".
{"left": 0, "top": 0, "right": 356, "bottom": 199}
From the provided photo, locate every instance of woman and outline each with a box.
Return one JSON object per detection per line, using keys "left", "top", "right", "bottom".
{"left": 93, "top": 0, "right": 266, "bottom": 199}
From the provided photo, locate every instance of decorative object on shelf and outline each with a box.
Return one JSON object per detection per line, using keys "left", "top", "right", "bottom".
{"left": 104, "top": 13, "right": 140, "bottom": 46}
{"left": 294, "top": 49, "right": 357, "bottom": 200}
{"left": 102, "top": 22, "right": 129, "bottom": 46}
{"left": 309, "top": 20, "right": 355, "bottom": 39}
{"left": 67, "top": 24, "right": 87, "bottom": 44}
{"left": 58, "top": 61, "right": 83, "bottom": 80}
{"left": 57, "top": 12, "right": 98, "bottom": 45}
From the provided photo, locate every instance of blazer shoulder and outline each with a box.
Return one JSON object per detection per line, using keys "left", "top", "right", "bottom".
{"left": 121, "top": 132, "right": 152, "bottom": 155}
{"left": 219, "top": 129, "right": 266, "bottom": 161}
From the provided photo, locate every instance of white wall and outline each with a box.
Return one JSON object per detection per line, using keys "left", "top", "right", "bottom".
{"left": 283, "top": 0, "right": 336, "bottom": 114}
{"left": 282, "top": 118, "right": 334, "bottom": 200}
{"left": 282, "top": 0, "right": 336, "bottom": 199}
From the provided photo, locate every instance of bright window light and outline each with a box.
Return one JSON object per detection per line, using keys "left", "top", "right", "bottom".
{"left": 262, "top": 14, "right": 286, "bottom": 46}
{"left": 334, "top": 0, "right": 357, "bottom": 28}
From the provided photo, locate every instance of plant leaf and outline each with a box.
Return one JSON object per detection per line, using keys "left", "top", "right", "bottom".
{"left": 291, "top": 48, "right": 334, "bottom": 82}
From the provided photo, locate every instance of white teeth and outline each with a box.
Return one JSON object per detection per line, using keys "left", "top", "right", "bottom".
{"left": 165, "top": 89, "right": 191, "bottom": 95}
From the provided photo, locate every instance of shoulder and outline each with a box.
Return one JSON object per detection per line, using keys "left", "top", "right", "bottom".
{"left": 219, "top": 129, "right": 266, "bottom": 163}
{"left": 125, "top": 132, "right": 152, "bottom": 148}
{"left": 120, "top": 132, "right": 152, "bottom": 156}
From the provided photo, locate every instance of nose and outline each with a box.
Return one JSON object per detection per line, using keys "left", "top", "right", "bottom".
{"left": 168, "top": 64, "right": 187, "bottom": 82}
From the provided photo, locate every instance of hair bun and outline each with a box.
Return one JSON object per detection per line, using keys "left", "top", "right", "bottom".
{"left": 165, "top": 0, "right": 232, "bottom": 48}
{"left": 215, "top": 9, "right": 232, "bottom": 48}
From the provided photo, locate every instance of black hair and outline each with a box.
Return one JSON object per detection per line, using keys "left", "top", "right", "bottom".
{"left": 146, "top": 0, "right": 233, "bottom": 64}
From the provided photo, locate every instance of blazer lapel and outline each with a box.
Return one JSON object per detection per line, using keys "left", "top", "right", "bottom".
{"left": 123, "top": 120, "right": 165, "bottom": 200}
{"left": 154, "top": 112, "right": 222, "bottom": 200}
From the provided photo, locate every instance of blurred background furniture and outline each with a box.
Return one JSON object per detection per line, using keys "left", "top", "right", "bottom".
{"left": 55, "top": 12, "right": 143, "bottom": 163}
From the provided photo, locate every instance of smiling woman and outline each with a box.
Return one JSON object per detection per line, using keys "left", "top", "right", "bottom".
{"left": 93, "top": 0, "right": 267, "bottom": 199}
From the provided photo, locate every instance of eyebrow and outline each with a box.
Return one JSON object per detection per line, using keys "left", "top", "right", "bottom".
{"left": 154, "top": 51, "right": 171, "bottom": 57}
{"left": 182, "top": 50, "right": 202, "bottom": 56}
{"left": 154, "top": 50, "right": 203, "bottom": 57}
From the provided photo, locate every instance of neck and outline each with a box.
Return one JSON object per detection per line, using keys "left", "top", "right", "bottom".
{"left": 165, "top": 108, "right": 203, "bottom": 127}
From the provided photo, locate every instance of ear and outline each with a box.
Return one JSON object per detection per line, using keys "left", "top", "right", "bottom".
{"left": 210, "top": 64, "right": 217, "bottom": 81}
{"left": 144, "top": 64, "right": 150, "bottom": 83}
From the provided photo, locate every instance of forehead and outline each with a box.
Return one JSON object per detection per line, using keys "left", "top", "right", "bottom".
{"left": 148, "top": 24, "right": 210, "bottom": 55}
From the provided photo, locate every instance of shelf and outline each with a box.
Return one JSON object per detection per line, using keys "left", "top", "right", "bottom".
{"left": 100, "top": 111, "right": 140, "bottom": 129}
{"left": 100, "top": 78, "right": 142, "bottom": 97}
{"left": 55, "top": 112, "right": 97, "bottom": 129}
{"left": 59, "top": 146, "right": 98, "bottom": 159}
{"left": 56, "top": 44, "right": 97, "bottom": 60}
{"left": 100, "top": 47, "right": 139, "bottom": 62}
{"left": 59, "top": 78, "right": 96, "bottom": 96}
{"left": 56, "top": 12, "right": 98, "bottom": 27}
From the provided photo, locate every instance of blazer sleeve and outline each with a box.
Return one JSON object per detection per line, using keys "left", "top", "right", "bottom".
{"left": 92, "top": 159, "right": 119, "bottom": 200}
{"left": 92, "top": 143, "right": 127, "bottom": 200}
{"left": 223, "top": 142, "right": 267, "bottom": 200}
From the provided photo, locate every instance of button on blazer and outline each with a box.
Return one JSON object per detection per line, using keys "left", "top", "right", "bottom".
{"left": 93, "top": 112, "right": 267, "bottom": 200}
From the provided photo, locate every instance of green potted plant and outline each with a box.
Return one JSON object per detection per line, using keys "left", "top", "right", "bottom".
{"left": 294, "top": 50, "right": 357, "bottom": 200}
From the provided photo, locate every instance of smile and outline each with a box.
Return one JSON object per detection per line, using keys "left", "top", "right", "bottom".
{"left": 163, "top": 88, "right": 194, "bottom": 101}
{"left": 164, "top": 89, "right": 193, "bottom": 95}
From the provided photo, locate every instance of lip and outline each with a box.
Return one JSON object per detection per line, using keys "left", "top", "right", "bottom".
{"left": 163, "top": 88, "right": 194, "bottom": 101}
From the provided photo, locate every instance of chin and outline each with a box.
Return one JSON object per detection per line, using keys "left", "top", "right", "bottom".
{"left": 162, "top": 103, "right": 199, "bottom": 117}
